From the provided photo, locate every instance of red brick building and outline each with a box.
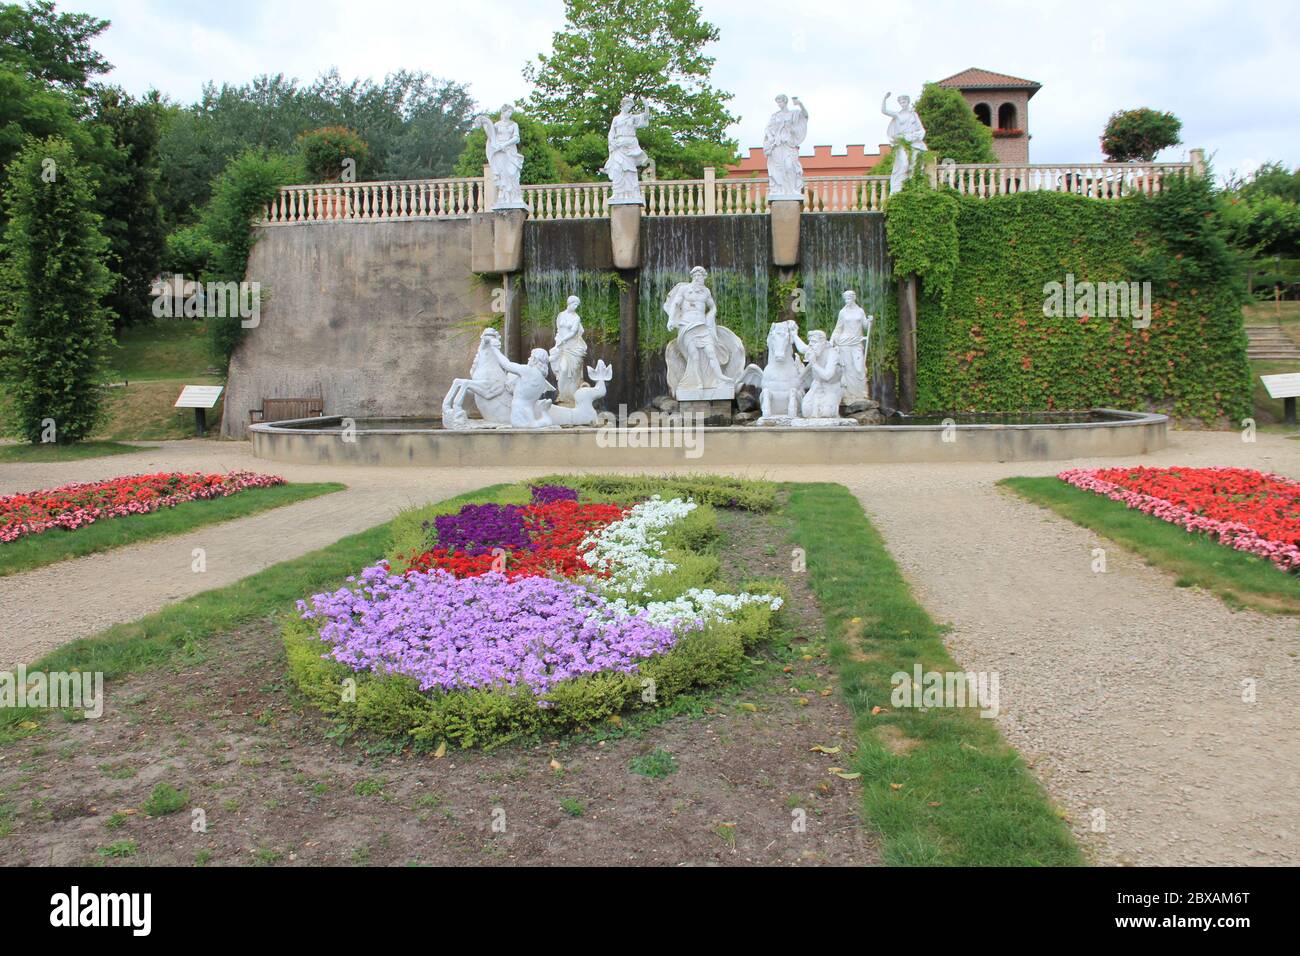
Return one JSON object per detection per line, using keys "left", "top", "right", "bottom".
{"left": 728, "top": 142, "right": 893, "bottom": 179}
{"left": 935, "top": 67, "right": 1041, "bottom": 164}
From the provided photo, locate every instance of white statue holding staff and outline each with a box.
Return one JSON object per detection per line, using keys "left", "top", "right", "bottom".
{"left": 830, "top": 290, "right": 873, "bottom": 403}
{"left": 882, "top": 92, "right": 927, "bottom": 195}
{"left": 602, "top": 95, "right": 651, "bottom": 203}
{"left": 548, "top": 295, "right": 587, "bottom": 405}
{"left": 476, "top": 105, "right": 525, "bottom": 208}
{"left": 663, "top": 266, "right": 746, "bottom": 397}
{"left": 764, "top": 94, "right": 809, "bottom": 200}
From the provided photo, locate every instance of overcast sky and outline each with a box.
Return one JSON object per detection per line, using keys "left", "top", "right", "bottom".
{"left": 78, "top": 0, "right": 1297, "bottom": 178}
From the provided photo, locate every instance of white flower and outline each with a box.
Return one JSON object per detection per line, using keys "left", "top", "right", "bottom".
{"left": 580, "top": 496, "right": 698, "bottom": 596}
{"left": 603, "top": 588, "right": 784, "bottom": 632}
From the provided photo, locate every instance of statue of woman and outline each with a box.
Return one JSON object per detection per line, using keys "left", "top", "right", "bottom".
{"left": 830, "top": 290, "right": 873, "bottom": 403}
{"left": 763, "top": 94, "right": 809, "bottom": 199}
{"left": 548, "top": 295, "right": 587, "bottom": 405}
{"left": 602, "top": 95, "right": 651, "bottom": 203}
{"left": 882, "top": 92, "right": 927, "bottom": 194}
{"left": 664, "top": 266, "right": 732, "bottom": 392}
{"left": 477, "top": 105, "right": 524, "bottom": 208}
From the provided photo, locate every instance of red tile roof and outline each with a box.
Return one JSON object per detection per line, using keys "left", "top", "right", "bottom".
{"left": 936, "top": 67, "right": 1041, "bottom": 94}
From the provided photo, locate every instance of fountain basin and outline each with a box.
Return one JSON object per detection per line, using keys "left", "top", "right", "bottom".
{"left": 249, "top": 408, "right": 1167, "bottom": 467}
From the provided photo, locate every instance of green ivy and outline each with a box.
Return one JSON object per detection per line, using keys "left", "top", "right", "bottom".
{"left": 522, "top": 269, "right": 624, "bottom": 345}
{"left": 887, "top": 177, "right": 1251, "bottom": 421}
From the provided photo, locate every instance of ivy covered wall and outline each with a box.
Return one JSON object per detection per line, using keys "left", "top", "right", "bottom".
{"left": 887, "top": 177, "right": 1252, "bottom": 422}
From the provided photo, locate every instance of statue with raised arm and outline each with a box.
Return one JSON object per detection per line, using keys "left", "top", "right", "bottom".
{"left": 882, "top": 92, "right": 927, "bottom": 194}
{"left": 602, "top": 95, "right": 651, "bottom": 203}
{"left": 491, "top": 346, "right": 556, "bottom": 428}
{"left": 476, "top": 105, "right": 525, "bottom": 208}
{"left": 663, "top": 266, "right": 747, "bottom": 398}
{"left": 548, "top": 295, "right": 587, "bottom": 405}
{"left": 763, "top": 95, "right": 809, "bottom": 200}
{"left": 830, "top": 290, "right": 873, "bottom": 403}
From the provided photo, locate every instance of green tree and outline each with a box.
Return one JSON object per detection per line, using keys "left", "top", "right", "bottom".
{"left": 0, "top": 0, "right": 109, "bottom": 91}
{"left": 875, "top": 83, "right": 996, "bottom": 179}
{"left": 523, "top": 0, "right": 738, "bottom": 179}
{"left": 1101, "top": 108, "right": 1182, "bottom": 163}
{"left": 452, "top": 110, "right": 570, "bottom": 183}
{"left": 297, "top": 125, "right": 370, "bottom": 183}
{"left": 87, "top": 87, "right": 165, "bottom": 329}
{"left": 0, "top": 136, "right": 114, "bottom": 443}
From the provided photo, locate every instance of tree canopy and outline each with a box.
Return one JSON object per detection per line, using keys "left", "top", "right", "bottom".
{"left": 1101, "top": 108, "right": 1182, "bottom": 163}
{"left": 523, "top": 0, "right": 738, "bottom": 179}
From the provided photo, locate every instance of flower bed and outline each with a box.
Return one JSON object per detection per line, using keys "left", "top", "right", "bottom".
{"left": 1, "top": 471, "right": 287, "bottom": 543}
{"left": 288, "top": 476, "right": 784, "bottom": 747}
{"left": 1058, "top": 466, "right": 1300, "bottom": 572}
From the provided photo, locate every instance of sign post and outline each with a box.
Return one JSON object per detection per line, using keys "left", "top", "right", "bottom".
{"left": 174, "top": 385, "right": 224, "bottom": 437}
{"left": 1260, "top": 372, "right": 1300, "bottom": 426}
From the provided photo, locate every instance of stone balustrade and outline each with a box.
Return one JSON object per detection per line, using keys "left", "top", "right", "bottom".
{"left": 261, "top": 157, "right": 1200, "bottom": 225}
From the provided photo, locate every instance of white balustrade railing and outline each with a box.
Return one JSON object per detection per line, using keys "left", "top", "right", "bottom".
{"left": 263, "top": 161, "right": 1197, "bottom": 224}
{"left": 931, "top": 162, "right": 1193, "bottom": 198}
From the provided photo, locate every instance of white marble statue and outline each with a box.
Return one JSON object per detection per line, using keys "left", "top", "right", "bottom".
{"left": 476, "top": 106, "right": 525, "bottom": 209}
{"left": 882, "top": 92, "right": 927, "bottom": 194}
{"left": 548, "top": 360, "right": 613, "bottom": 427}
{"left": 830, "top": 290, "right": 873, "bottom": 403}
{"left": 799, "top": 329, "right": 845, "bottom": 418}
{"left": 548, "top": 295, "right": 587, "bottom": 405}
{"left": 763, "top": 95, "right": 809, "bottom": 200}
{"left": 741, "top": 320, "right": 805, "bottom": 417}
{"left": 602, "top": 95, "right": 651, "bottom": 204}
{"left": 491, "top": 347, "right": 556, "bottom": 428}
{"left": 664, "top": 266, "right": 747, "bottom": 400}
{"left": 442, "top": 328, "right": 515, "bottom": 429}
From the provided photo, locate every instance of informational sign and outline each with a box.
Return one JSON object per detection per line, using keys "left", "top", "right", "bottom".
{"left": 1260, "top": 373, "right": 1300, "bottom": 400}
{"left": 174, "top": 385, "right": 224, "bottom": 409}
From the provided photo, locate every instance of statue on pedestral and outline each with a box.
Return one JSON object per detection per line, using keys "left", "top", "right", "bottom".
{"left": 764, "top": 94, "right": 809, "bottom": 200}
{"left": 663, "top": 266, "right": 747, "bottom": 400}
{"left": 602, "top": 95, "right": 651, "bottom": 204}
{"left": 830, "top": 290, "right": 873, "bottom": 403}
{"left": 548, "top": 295, "right": 587, "bottom": 405}
{"left": 882, "top": 92, "right": 927, "bottom": 195}
{"left": 476, "top": 105, "right": 525, "bottom": 208}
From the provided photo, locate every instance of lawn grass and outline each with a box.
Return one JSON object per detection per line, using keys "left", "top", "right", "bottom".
{"left": 0, "top": 482, "right": 344, "bottom": 577}
{"left": 1001, "top": 476, "right": 1300, "bottom": 615}
{"left": 1243, "top": 300, "right": 1300, "bottom": 326}
{"left": 98, "top": 377, "right": 226, "bottom": 440}
{"left": 106, "top": 319, "right": 214, "bottom": 381}
{"left": 0, "top": 484, "right": 510, "bottom": 743}
{"left": 781, "top": 482, "right": 1083, "bottom": 866}
{"left": 0, "top": 441, "right": 153, "bottom": 463}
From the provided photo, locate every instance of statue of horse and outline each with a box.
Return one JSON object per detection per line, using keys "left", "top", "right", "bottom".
{"left": 441, "top": 328, "right": 514, "bottom": 429}
{"left": 740, "top": 320, "right": 805, "bottom": 417}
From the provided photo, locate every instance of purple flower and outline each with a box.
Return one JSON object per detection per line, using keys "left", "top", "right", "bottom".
{"left": 432, "top": 503, "right": 530, "bottom": 555}
{"left": 530, "top": 484, "right": 580, "bottom": 506}
{"left": 299, "top": 564, "right": 677, "bottom": 697}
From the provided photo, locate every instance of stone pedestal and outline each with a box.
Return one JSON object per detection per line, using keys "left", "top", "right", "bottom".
{"left": 678, "top": 398, "right": 733, "bottom": 426}
{"left": 610, "top": 202, "right": 642, "bottom": 269}
{"left": 769, "top": 198, "right": 802, "bottom": 267}
{"left": 470, "top": 208, "right": 528, "bottom": 273}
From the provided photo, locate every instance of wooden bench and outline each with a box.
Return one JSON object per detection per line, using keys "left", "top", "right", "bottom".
{"left": 248, "top": 397, "right": 325, "bottom": 424}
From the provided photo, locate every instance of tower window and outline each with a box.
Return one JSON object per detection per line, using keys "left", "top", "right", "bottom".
{"left": 974, "top": 103, "right": 992, "bottom": 126}
{"left": 998, "top": 102, "right": 1018, "bottom": 130}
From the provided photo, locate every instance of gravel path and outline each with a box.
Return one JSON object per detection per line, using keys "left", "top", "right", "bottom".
{"left": 2, "top": 430, "right": 1297, "bottom": 865}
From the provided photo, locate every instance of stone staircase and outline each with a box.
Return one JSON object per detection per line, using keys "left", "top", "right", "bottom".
{"left": 1246, "top": 326, "right": 1300, "bottom": 362}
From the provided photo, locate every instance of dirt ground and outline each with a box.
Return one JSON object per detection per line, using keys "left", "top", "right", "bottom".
{"left": 0, "top": 505, "right": 878, "bottom": 867}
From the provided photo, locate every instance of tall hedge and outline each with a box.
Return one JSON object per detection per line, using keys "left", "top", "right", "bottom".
{"left": 888, "top": 176, "right": 1251, "bottom": 422}
{"left": 0, "top": 136, "right": 113, "bottom": 443}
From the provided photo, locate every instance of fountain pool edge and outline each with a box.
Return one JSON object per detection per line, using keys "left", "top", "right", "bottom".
{"left": 248, "top": 409, "right": 1167, "bottom": 467}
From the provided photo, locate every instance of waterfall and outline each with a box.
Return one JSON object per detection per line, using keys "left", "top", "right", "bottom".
{"left": 522, "top": 219, "right": 621, "bottom": 368}
{"left": 798, "top": 212, "right": 893, "bottom": 404}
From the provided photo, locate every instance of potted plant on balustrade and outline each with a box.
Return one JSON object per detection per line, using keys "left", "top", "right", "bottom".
{"left": 297, "top": 126, "right": 371, "bottom": 220}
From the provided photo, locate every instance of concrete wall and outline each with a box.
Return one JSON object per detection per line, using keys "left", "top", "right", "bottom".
{"left": 221, "top": 219, "right": 490, "bottom": 438}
